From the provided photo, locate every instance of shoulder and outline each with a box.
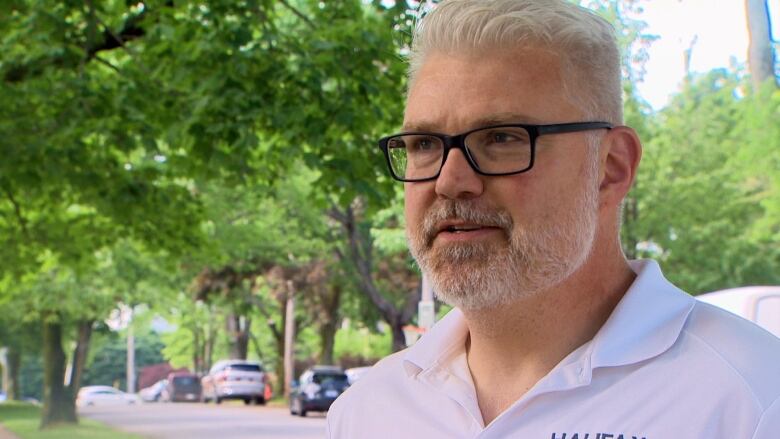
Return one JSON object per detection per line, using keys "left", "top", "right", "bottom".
{"left": 331, "top": 349, "right": 409, "bottom": 410}
{"left": 327, "top": 349, "right": 410, "bottom": 435}
{"left": 682, "top": 300, "right": 780, "bottom": 408}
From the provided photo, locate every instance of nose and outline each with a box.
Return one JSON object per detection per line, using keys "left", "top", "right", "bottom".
{"left": 435, "top": 148, "right": 484, "bottom": 200}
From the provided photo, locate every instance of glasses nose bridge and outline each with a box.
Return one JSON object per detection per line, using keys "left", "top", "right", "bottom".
{"left": 440, "top": 132, "right": 471, "bottom": 166}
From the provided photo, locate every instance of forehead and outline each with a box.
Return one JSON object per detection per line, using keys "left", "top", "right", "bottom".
{"left": 403, "top": 48, "right": 582, "bottom": 133}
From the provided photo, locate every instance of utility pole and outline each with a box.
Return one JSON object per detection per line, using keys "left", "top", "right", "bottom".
{"left": 418, "top": 274, "right": 435, "bottom": 331}
{"left": 283, "top": 281, "right": 295, "bottom": 398}
{"left": 0, "top": 347, "right": 8, "bottom": 395}
{"left": 126, "top": 306, "right": 136, "bottom": 393}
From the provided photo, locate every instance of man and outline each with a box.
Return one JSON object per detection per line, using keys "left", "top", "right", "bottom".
{"left": 327, "top": 1, "right": 780, "bottom": 437}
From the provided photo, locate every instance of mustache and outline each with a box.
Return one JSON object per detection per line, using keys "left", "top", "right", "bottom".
{"left": 421, "top": 200, "right": 514, "bottom": 246}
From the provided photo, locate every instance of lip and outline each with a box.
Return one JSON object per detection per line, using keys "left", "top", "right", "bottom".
{"left": 433, "top": 220, "right": 503, "bottom": 243}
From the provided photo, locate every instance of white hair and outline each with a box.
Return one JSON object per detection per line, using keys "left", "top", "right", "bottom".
{"left": 409, "top": 0, "right": 623, "bottom": 124}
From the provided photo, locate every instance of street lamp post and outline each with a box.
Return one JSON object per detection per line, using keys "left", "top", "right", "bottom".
{"left": 418, "top": 274, "right": 435, "bottom": 331}
{"left": 283, "top": 280, "right": 295, "bottom": 399}
{"left": 127, "top": 306, "right": 136, "bottom": 394}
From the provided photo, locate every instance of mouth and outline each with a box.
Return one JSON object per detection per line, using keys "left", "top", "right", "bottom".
{"left": 432, "top": 220, "right": 504, "bottom": 242}
{"left": 441, "top": 224, "right": 486, "bottom": 233}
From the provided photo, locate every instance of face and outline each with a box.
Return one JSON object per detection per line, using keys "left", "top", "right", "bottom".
{"left": 404, "top": 48, "right": 601, "bottom": 311}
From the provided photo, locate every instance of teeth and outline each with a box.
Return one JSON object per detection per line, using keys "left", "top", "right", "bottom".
{"left": 448, "top": 225, "right": 481, "bottom": 232}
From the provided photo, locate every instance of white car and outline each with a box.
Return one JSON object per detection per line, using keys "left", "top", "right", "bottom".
{"left": 139, "top": 379, "right": 167, "bottom": 402}
{"left": 345, "top": 366, "right": 372, "bottom": 385}
{"left": 76, "top": 386, "right": 141, "bottom": 407}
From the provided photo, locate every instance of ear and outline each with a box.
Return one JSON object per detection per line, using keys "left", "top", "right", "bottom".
{"left": 598, "top": 126, "right": 642, "bottom": 210}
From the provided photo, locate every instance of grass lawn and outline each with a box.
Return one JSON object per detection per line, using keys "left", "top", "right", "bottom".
{"left": 0, "top": 402, "right": 142, "bottom": 439}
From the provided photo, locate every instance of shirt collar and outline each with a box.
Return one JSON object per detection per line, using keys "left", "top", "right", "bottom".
{"left": 588, "top": 259, "right": 695, "bottom": 369}
{"left": 403, "top": 259, "right": 695, "bottom": 375}
{"left": 403, "top": 307, "right": 468, "bottom": 377}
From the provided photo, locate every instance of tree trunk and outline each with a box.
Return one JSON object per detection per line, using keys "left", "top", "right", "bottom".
{"left": 192, "top": 326, "right": 202, "bottom": 374}
{"left": 745, "top": 0, "right": 778, "bottom": 89}
{"left": 319, "top": 320, "right": 338, "bottom": 365}
{"left": 273, "top": 325, "right": 285, "bottom": 394}
{"left": 318, "top": 284, "right": 343, "bottom": 365}
{"left": 204, "top": 306, "right": 216, "bottom": 372}
{"left": 41, "top": 320, "right": 78, "bottom": 428}
{"left": 252, "top": 290, "right": 301, "bottom": 394}
{"left": 390, "top": 319, "right": 407, "bottom": 353}
{"left": 331, "top": 204, "right": 419, "bottom": 353}
{"left": 225, "top": 313, "right": 250, "bottom": 360}
{"left": 204, "top": 330, "right": 215, "bottom": 373}
{"left": 68, "top": 320, "right": 93, "bottom": 392}
{"left": 240, "top": 317, "right": 251, "bottom": 360}
{"left": 6, "top": 346, "right": 21, "bottom": 400}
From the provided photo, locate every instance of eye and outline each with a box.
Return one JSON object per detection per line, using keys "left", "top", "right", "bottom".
{"left": 477, "top": 128, "right": 530, "bottom": 146}
{"left": 489, "top": 131, "right": 518, "bottom": 143}
{"left": 408, "top": 135, "right": 439, "bottom": 152}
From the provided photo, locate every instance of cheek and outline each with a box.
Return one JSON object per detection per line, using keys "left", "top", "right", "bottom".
{"left": 487, "top": 174, "right": 561, "bottom": 227}
{"left": 404, "top": 183, "right": 432, "bottom": 227}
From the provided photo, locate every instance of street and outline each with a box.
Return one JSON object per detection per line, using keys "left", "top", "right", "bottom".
{"left": 80, "top": 402, "right": 327, "bottom": 439}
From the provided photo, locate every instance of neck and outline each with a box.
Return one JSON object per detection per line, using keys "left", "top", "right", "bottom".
{"left": 461, "top": 236, "right": 636, "bottom": 424}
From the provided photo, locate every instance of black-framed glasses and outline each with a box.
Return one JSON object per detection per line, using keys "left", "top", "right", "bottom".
{"left": 378, "top": 121, "right": 612, "bottom": 182}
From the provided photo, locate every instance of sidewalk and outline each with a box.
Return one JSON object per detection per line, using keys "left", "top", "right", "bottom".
{"left": 0, "top": 424, "right": 19, "bottom": 439}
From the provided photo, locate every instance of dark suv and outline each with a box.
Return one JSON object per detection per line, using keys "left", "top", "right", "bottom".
{"left": 289, "top": 366, "right": 349, "bottom": 417}
{"left": 163, "top": 372, "right": 202, "bottom": 402}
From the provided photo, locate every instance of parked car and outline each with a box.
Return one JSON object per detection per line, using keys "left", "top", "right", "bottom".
{"left": 289, "top": 366, "right": 350, "bottom": 417}
{"left": 162, "top": 372, "right": 202, "bottom": 403}
{"left": 697, "top": 286, "right": 780, "bottom": 338}
{"left": 76, "top": 386, "right": 141, "bottom": 407}
{"left": 201, "top": 360, "right": 268, "bottom": 405}
{"left": 345, "top": 366, "right": 372, "bottom": 385}
{"left": 139, "top": 379, "right": 167, "bottom": 402}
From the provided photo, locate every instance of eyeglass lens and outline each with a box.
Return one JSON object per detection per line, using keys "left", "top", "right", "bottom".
{"left": 386, "top": 126, "right": 534, "bottom": 180}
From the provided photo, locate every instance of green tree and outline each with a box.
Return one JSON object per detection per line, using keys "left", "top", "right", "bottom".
{"left": 630, "top": 69, "right": 779, "bottom": 292}
{"left": 2, "top": 0, "right": 406, "bottom": 426}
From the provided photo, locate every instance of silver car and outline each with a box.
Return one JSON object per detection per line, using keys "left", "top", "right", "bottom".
{"left": 201, "top": 360, "right": 268, "bottom": 405}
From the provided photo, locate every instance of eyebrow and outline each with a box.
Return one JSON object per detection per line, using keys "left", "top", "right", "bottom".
{"left": 402, "top": 112, "right": 547, "bottom": 132}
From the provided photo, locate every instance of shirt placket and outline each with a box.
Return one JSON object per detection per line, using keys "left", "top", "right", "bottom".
{"left": 475, "top": 350, "right": 594, "bottom": 438}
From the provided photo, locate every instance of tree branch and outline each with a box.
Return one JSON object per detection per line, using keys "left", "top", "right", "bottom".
{"left": 327, "top": 206, "right": 347, "bottom": 224}
{"left": 2, "top": 186, "right": 29, "bottom": 237}
{"left": 277, "top": 0, "right": 316, "bottom": 28}
{"left": 94, "top": 55, "right": 122, "bottom": 74}
{"left": 248, "top": 295, "right": 283, "bottom": 341}
{"left": 3, "top": 7, "right": 146, "bottom": 83}
{"left": 333, "top": 205, "right": 398, "bottom": 322}
{"left": 90, "top": 10, "right": 145, "bottom": 59}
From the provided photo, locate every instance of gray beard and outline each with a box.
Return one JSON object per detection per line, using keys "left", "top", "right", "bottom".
{"left": 407, "top": 168, "right": 599, "bottom": 311}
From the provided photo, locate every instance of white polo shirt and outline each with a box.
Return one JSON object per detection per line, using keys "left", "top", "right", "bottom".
{"left": 327, "top": 260, "right": 780, "bottom": 438}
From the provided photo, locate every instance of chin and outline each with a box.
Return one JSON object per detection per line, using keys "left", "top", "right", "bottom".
{"left": 423, "top": 248, "right": 589, "bottom": 311}
{"left": 426, "top": 262, "right": 524, "bottom": 311}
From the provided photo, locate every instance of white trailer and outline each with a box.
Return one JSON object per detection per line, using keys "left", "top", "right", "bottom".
{"left": 697, "top": 286, "right": 780, "bottom": 338}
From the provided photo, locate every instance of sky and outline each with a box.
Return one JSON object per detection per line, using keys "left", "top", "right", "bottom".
{"left": 636, "top": 0, "right": 779, "bottom": 110}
